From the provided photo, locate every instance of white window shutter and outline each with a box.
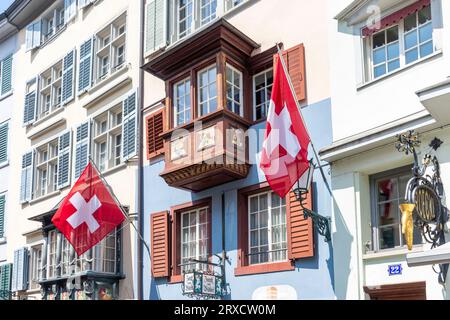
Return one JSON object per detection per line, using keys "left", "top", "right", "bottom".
{"left": 11, "top": 248, "right": 29, "bottom": 292}
{"left": 1, "top": 55, "right": 13, "bottom": 95}
{"left": 26, "top": 21, "right": 41, "bottom": 52}
{"left": 122, "top": 91, "right": 138, "bottom": 161}
{"left": 20, "top": 152, "right": 34, "bottom": 203}
{"left": 57, "top": 131, "right": 72, "bottom": 189}
{"left": 74, "top": 121, "right": 91, "bottom": 179}
{"left": 0, "top": 122, "right": 8, "bottom": 165}
{"left": 62, "top": 49, "right": 76, "bottom": 105}
{"left": 145, "top": 0, "right": 167, "bottom": 54}
{"left": 78, "top": 37, "right": 94, "bottom": 94}
{"left": 64, "top": 0, "right": 77, "bottom": 23}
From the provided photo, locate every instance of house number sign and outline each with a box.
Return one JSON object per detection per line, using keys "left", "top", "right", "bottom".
{"left": 388, "top": 264, "right": 402, "bottom": 276}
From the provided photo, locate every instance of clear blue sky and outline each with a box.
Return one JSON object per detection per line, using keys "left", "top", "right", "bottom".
{"left": 0, "top": 0, "right": 14, "bottom": 13}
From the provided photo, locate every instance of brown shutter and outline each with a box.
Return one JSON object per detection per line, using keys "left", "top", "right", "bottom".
{"left": 150, "top": 211, "right": 170, "bottom": 278}
{"left": 146, "top": 110, "right": 165, "bottom": 159}
{"left": 274, "top": 44, "right": 306, "bottom": 101}
{"left": 287, "top": 186, "right": 314, "bottom": 260}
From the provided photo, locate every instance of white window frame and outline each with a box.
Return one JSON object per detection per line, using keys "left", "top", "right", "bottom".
{"left": 47, "top": 230, "right": 57, "bottom": 279}
{"left": 197, "top": 64, "right": 217, "bottom": 117}
{"left": 252, "top": 68, "right": 273, "bottom": 121}
{"left": 29, "top": 244, "right": 43, "bottom": 291}
{"left": 37, "top": 58, "right": 64, "bottom": 120}
{"left": 225, "top": 63, "right": 243, "bottom": 116}
{"left": 247, "top": 191, "right": 288, "bottom": 265}
{"left": 173, "top": 77, "right": 191, "bottom": 127}
{"left": 35, "top": 137, "right": 59, "bottom": 198}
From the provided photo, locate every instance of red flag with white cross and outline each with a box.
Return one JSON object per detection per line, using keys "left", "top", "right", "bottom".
{"left": 52, "top": 162, "right": 125, "bottom": 256}
{"left": 260, "top": 57, "right": 311, "bottom": 198}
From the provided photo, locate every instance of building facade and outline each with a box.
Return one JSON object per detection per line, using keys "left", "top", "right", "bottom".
{"left": 141, "top": 0, "right": 336, "bottom": 300}
{"left": 0, "top": 0, "right": 143, "bottom": 300}
{"left": 324, "top": 0, "right": 450, "bottom": 300}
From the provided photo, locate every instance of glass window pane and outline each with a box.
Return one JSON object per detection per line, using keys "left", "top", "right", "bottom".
{"left": 378, "top": 203, "right": 399, "bottom": 226}
{"left": 374, "top": 64, "right": 386, "bottom": 78}
{"left": 372, "top": 31, "right": 385, "bottom": 49}
{"left": 260, "top": 210, "right": 268, "bottom": 228}
{"left": 259, "top": 228, "right": 268, "bottom": 245}
{"left": 387, "top": 42, "right": 399, "bottom": 60}
{"left": 271, "top": 192, "right": 280, "bottom": 207}
{"left": 420, "top": 41, "right": 433, "bottom": 58}
{"left": 183, "top": 228, "right": 189, "bottom": 243}
{"left": 209, "top": 97, "right": 217, "bottom": 112}
{"left": 373, "top": 47, "right": 386, "bottom": 65}
{"left": 418, "top": 5, "right": 432, "bottom": 25}
{"left": 404, "top": 31, "right": 417, "bottom": 50}
{"left": 250, "top": 213, "right": 257, "bottom": 229}
{"left": 259, "top": 194, "right": 268, "bottom": 211}
{"left": 182, "top": 213, "right": 189, "bottom": 227}
{"left": 190, "top": 212, "right": 197, "bottom": 225}
{"left": 199, "top": 209, "right": 207, "bottom": 223}
{"left": 379, "top": 225, "right": 400, "bottom": 249}
{"left": 404, "top": 13, "right": 417, "bottom": 32}
{"left": 254, "top": 74, "right": 265, "bottom": 90}
{"left": 388, "top": 59, "right": 400, "bottom": 72}
{"left": 250, "top": 230, "right": 258, "bottom": 247}
{"left": 386, "top": 26, "right": 399, "bottom": 43}
{"left": 419, "top": 23, "right": 432, "bottom": 43}
{"left": 405, "top": 48, "right": 419, "bottom": 64}
{"left": 377, "top": 178, "right": 398, "bottom": 202}
{"left": 250, "top": 196, "right": 258, "bottom": 213}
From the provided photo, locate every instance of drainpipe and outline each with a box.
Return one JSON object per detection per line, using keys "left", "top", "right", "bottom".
{"left": 137, "top": 0, "right": 146, "bottom": 301}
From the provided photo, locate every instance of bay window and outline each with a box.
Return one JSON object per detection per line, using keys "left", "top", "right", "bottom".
{"left": 366, "top": 4, "right": 434, "bottom": 80}
{"left": 225, "top": 64, "right": 243, "bottom": 116}
{"left": 173, "top": 78, "right": 191, "bottom": 126}
{"left": 198, "top": 65, "right": 217, "bottom": 116}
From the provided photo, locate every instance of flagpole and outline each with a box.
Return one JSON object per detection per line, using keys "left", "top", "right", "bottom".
{"left": 275, "top": 43, "right": 333, "bottom": 196}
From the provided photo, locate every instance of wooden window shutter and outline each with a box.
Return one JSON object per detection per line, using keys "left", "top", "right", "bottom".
{"left": 273, "top": 44, "right": 306, "bottom": 101}
{"left": 150, "top": 211, "right": 170, "bottom": 278}
{"left": 146, "top": 110, "right": 164, "bottom": 159}
{"left": 287, "top": 186, "right": 314, "bottom": 259}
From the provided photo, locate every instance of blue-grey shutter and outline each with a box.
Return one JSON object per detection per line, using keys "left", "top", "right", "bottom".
{"left": 74, "top": 121, "right": 90, "bottom": 179}
{"left": 20, "top": 152, "right": 34, "bottom": 203}
{"left": 0, "top": 194, "right": 5, "bottom": 239}
{"left": 26, "top": 21, "right": 41, "bottom": 52}
{"left": 145, "top": 0, "right": 167, "bottom": 54}
{"left": 122, "top": 91, "right": 137, "bottom": 161}
{"left": 1, "top": 55, "right": 12, "bottom": 95}
{"left": 57, "top": 131, "right": 72, "bottom": 189}
{"left": 11, "top": 248, "right": 29, "bottom": 292}
{"left": 0, "top": 122, "right": 8, "bottom": 165}
{"left": 62, "top": 49, "right": 75, "bottom": 105}
{"left": 0, "top": 263, "right": 12, "bottom": 299}
{"left": 23, "top": 77, "right": 38, "bottom": 126}
{"left": 78, "top": 38, "right": 93, "bottom": 94}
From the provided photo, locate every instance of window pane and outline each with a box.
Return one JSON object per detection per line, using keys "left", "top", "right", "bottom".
{"left": 379, "top": 225, "right": 400, "bottom": 249}
{"left": 259, "top": 194, "right": 268, "bottom": 211}
{"left": 250, "top": 230, "right": 258, "bottom": 246}
{"left": 250, "top": 196, "right": 258, "bottom": 213}
{"left": 418, "top": 5, "right": 432, "bottom": 25}
{"left": 388, "top": 59, "right": 400, "bottom": 72}
{"left": 420, "top": 41, "right": 433, "bottom": 58}
{"left": 386, "top": 26, "right": 399, "bottom": 43}
{"left": 373, "top": 48, "right": 386, "bottom": 65}
{"left": 250, "top": 213, "right": 257, "bottom": 229}
{"left": 404, "top": 31, "right": 417, "bottom": 50}
{"left": 259, "top": 228, "right": 268, "bottom": 245}
{"left": 259, "top": 210, "right": 268, "bottom": 228}
{"left": 374, "top": 64, "right": 386, "bottom": 78}
{"left": 404, "top": 13, "right": 417, "bottom": 32}
{"left": 372, "top": 31, "right": 385, "bottom": 49}
{"left": 419, "top": 23, "right": 432, "bottom": 43}
{"left": 405, "top": 48, "right": 419, "bottom": 64}
{"left": 378, "top": 203, "right": 399, "bottom": 226}
{"left": 377, "top": 178, "right": 398, "bottom": 202}
{"left": 387, "top": 43, "right": 399, "bottom": 60}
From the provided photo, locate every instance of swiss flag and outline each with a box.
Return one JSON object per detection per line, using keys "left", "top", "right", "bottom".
{"left": 260, "top": 57, "right": 311, "bottom": 198}
{"left": 52, "top": 162, "right": 125, "bottom": 256}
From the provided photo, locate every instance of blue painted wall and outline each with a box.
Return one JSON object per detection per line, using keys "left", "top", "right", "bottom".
{"left": 142, "top": 98, "right": 335, "bottom": 300}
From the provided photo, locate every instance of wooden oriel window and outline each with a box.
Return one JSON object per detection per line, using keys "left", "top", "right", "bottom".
{"left": 146, "top": 109, "right": 165, "bottom": 159}
{"left": 235, "top": 182, "right": 314, "bottom": 276}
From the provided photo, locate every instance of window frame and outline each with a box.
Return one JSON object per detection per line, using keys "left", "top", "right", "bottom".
{"left": 369, "top": 165, "right": 423, "bottom": 252}
{"left": 173, "top": 77, "right": 192, "bottom": 127}
{"left": 29, "top": 244, "right": 43, "bottom": 291}
{"left": 197, "top": 64, "right": 218, "bottom": 117}
{"left": 225, "top": 63, "right": 243, "bottom": 116}
{"left": 37, "top": 58, "right": 64, "bottom": 121}
{"left": 252, "top": 68, "right": 273, "bottom": 121}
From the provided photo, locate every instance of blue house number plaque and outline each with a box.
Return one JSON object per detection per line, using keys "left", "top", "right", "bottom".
{"left": 388, "top": 264, "right": 402, "bottom": 276}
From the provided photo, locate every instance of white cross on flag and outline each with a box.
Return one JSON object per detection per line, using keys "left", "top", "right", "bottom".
{"left": 52, "top": 162, "right": 125, "bottom": 256}
{"left": 260, "top": 56, "right": 311, "bottom": 198}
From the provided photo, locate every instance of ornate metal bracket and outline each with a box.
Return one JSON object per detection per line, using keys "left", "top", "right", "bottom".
{"left": 294, "top": 189, "right": 332, "bottom": 242}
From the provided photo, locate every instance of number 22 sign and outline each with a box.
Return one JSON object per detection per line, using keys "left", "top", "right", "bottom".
{"left": 388, "top": 264, "right": 402, "bottom": 276}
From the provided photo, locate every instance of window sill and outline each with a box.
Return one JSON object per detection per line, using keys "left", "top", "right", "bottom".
{"left": 31, "top": 107, "right": 65, "bottom": 128}
{"left": 357, "top": 50, "right": 443, "bottom": 91}
{"left": 0, "top": 238, "right": 6, "bottom": 245}
{"left": 0, "top": 91, "right": 13, "bottom": 102}
{"left": 0, "top": 161, "right": 9, "bottom": 169}
{"left": 88, "top": 63, "right": 130, "bottom": 96}
{"left": 100, "top": 163, "right": 127, "bottom": 177}
{"left": 234, "top": 261, "right": 294, "bottom": 276}
{"left": 37, "top": 25, "right": 67, "bottom": 51}
{"left": 363, "top": 245, "right": 425, "bottom": 260}
{"left": 29, "top": 190, "right": 61, "bottom": 205}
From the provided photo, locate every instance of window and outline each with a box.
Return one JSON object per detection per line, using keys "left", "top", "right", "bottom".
{"left": 93, "top": 104, "right": 123, "bottom": 172}
{"left": 200, "top": 0, "right": 217, "bottom": 25}
{"left": 248, "top": 191, "right": 287, "bottom": 265}
{"left": 371, "top": 168, "right": 422, "bottom": 251}
{"left": 177, "top": 0, "right": 194, "bottom": 39}
{"left": 37, "top": 60, "right": 63, "bottom": 120}
{"left": 198, "top": 65, "right": 217, "bottom": 116}
{"left": 29, "top": 245, "right": 42, "bottom": 290}
{"left": 253, "top": 68, "right": 273, "bottom": 121}
{"left": 367, "top": 4, "right": 433, "bottom": 80}
{"left": 93, "top": 232, "right": 117, "bottom": 273}
{"left": 225, "top": 0, "right": 244, "bottom": 11}
{"left": 0, "top": 55, "right": 13, "bottom": 96}
{"left": 41, "top": 2, "right": 65, "bottom": 43}
{"left": 94, "top": 13, "right": 127, "bottom": 83}
{"left": 180, "top": 207, "right": 209, "bottom": 272}
{"left": 225, "top": 64, "right": 243, "bottom": 115}
{"left": 35, "top": 139, "right": 59, "bottom": 197}
{"left": 47, "top": 231, "right": 57, "bottom": 279}
{"left": 173, "top": 78, "right": 191, "bottom": 126}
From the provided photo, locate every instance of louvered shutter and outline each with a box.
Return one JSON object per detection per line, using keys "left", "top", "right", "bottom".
{"left": 20, "top": 152, "right": 34, "bottom": 203}
{"left": 274, "top": 44, "right": 307, "bottom": 101}
{"left": 23, "top": 79, "right": 38, "bottom": 126}
{"left": 287, "top": 187, "right": 314, "bottom": 259}
{"left": 78, "top": 38, "right": 94, "bottom": 94}
{"left": 122, "top": 91, "right": 137, "bottom": 161}
{"left": 62, "top": 49, "right": 75, "bottom": 105}
{"left": 151, "top": 211, "right": 170, "bottom": 278}
{"left": 74, "top": 121, "right": 90, "bottom": 179}
{"left": 11, "top": 248, "right": 29, "bottom": 292}
{"left": 147, "top": 111, "right": 164, "bottom": 159}
{"left": 145, "top": 0, "right": 167, "bottom": 54}
{"left": 64, "top": 0, "right": 77, "bottom": 23}
{"left": 57, "top": 131, "right": 72, "bottom": 189}
{"left": 0, "top": 194, "right": 5, "bottom": 239}
{"left": 0, "top": 263, "right": 12, "bottom": 299}
{"left": 0, "top": 122, "right": 8, "bottom": 165}
{"left": 1, "top": 55, "right": 12, "bottom": 95}
{"left": 26, "top": 21, "right": 41, "bottom": 52}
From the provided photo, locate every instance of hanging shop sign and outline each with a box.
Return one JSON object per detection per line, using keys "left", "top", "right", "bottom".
{"left": 183, "top": 270, "right": 224, "bottom": 298}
